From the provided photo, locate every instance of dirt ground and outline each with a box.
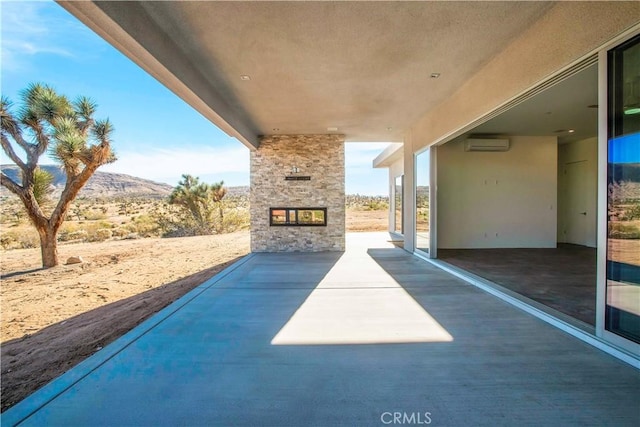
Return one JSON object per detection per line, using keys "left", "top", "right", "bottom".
{"left": 0, "top": 232, "right": 250, "bottom": 412}
{"left": 0, "top": 210, "right": 387, "bottom": 411}
{"left": 346, "top": 209, "right": 388, "bottom": 232}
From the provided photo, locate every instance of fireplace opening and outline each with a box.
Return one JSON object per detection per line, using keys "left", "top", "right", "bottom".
{"left": 270, "top": 208, "right": 327, "bottom": 226}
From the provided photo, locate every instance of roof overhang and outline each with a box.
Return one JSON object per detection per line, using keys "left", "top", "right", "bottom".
{"left": 373, "top": 143, "right": 403, "bottom": 169}
{"left": 57, "top": 1, "right": 557, "bottom": 149}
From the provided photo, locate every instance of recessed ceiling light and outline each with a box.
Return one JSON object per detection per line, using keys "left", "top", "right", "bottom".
{"left": 568, "top": 129, "right": 575, "bottom": 133}
{"left": 327, "top": 127, "right": 338, "bottom": 132}
{"left": 240, "top": 75, "right": 251, "bottom": 81}
{"left": 430, "top": 73, "right": 441, "bottom": 79}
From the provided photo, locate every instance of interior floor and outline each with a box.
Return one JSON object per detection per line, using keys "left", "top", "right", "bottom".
{"left": 438, "top": 244, "right": 597, "bottom": 325}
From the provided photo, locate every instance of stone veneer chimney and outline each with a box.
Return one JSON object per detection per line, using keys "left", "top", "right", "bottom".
{"left": 250, "top": 134, "right": 345, "bottom": 252}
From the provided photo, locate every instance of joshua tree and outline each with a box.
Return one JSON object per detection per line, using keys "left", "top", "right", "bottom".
{"left": 168, "top": 174, "right": 227, "bottom": 234}
{"left": 0, "top": 83, "right": 116, "bottom": 267}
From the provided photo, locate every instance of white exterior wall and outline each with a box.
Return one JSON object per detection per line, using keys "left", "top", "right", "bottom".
{"left": 437, "top": 136, "right": 558, "bottom": 249}
{"left": 403, "top": 132, "right": 416, "bottom": 252}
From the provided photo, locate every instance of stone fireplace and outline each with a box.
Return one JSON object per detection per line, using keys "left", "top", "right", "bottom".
{"left": 250, "top": 135, "right": 345, "bottom": 252}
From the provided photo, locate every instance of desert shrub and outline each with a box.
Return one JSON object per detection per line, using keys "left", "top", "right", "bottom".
{"left": 118, "top": 201, "right": 134, "bottom": 215}
{"left": 70, "top": 204, "right": 89, "bottom": 221}
{"left": 0, "top": 230, "right": 39, "bottom": 249}
{"left": 109, "top": 214, "right": 161, "bottom": 238}
{"left": 149, "top": 203, "right": 194, "bottom": 237}
{"left": 58, "top": 221, "right": 116, "bottom": 243}
{"left": 160, "top": 224, "right": 198, "bottom": 238}
{"left": 216, "top": 208, "right": 250, "bottom": 233}
{"left": 84, "top": 210, "right": 107, "bottom": 221}
{"left": 130, "top": 214, "right": 161, "bottom": 237}
{"left": 620, "top": 204, "right": 640, "bottom": 221}
{"left": 345, "top": 195, "right": 389, "bottom": 211}
{"left": 90, "top": 228, "right": 113, "bottom": 242}
{"left": 365, "top": 199, "right": 389, "bottom": 211}
{"left": 608, "top": 222, "right": 640, "bottom": 239}
{"left": 111, "top": 228, "right": 129, "bottom": 238}
{"left": 0, "top": 201, "right": 27, "bottom": 226}
{"left": 58, "top": 230, "right": 89, "bottom": 242}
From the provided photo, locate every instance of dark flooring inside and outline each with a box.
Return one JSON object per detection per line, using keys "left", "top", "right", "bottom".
{"left": 438, "top": 244, "right": 597, "bottom": 325}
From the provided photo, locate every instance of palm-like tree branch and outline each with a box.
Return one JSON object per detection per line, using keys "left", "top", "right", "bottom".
{"left": 75, "top": 96, "right": 97, "bottom": 136}
{"left": 0, "top": 171, "right": 48, "bottom": 227}
{"left": 1, "top": 133, "right": 28, "bottom": 170}
{"left": 1, "top": 98, "right": 31, "bottom": 169}
{"left": 0, "top": 172, "right": 21, "bottom": 194}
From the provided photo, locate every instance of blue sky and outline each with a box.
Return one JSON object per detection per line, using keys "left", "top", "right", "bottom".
{"left": 0, "top": 1, "right": 390, "bottom": 195}
{"left": 609, "top": 133, "right": 640, "bottom": 164}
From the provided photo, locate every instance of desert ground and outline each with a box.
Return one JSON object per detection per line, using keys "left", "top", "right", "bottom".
{"left": 1, "top": 210, "right": 387, "bottom": 411}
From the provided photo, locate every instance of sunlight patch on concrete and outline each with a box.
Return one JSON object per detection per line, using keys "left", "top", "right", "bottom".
{"left": 272, "top": 237, "right": 453, "bottom": 345}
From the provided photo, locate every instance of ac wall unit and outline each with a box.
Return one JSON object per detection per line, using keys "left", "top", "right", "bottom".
{"left": 464, "top": 138, "right": 510, "bottom": 152}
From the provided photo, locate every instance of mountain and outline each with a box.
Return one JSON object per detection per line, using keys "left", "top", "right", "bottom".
{"left": 1, "top": 165, "right": 174, "bottom": 199}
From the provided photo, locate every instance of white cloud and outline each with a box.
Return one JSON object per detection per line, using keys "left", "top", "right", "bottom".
{"left": 0, "top": 1, "right": 86, "bottom": 71}
{"left": 345, "top": 142, "right": 395, "bottom": 169}
{"left": 101, "top": 144, "right": 250, "bottom": 185}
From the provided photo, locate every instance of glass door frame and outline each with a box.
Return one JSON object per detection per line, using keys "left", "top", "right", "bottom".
{"left": 413, "top": 146, "right": 438, "bottom": 259}
{"left": 596, "top": 28, "right": 640, "bottom": 354}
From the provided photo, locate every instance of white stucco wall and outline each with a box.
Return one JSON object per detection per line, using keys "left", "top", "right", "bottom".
{"left": 557, "top": 137, "right": 598, "bottom": 247}
{"left": 408, "top": 3, "right": 640, "bottom": 155}
{"left": 403, "top": 133, "right": 416, "bottom": 252}
{"left": 437, "top": 136, "right": 558, "bottom": 249}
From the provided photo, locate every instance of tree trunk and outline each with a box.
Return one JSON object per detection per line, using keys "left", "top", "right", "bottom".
{"left": 38, "top": 226, "right": 59, "bottom": 268}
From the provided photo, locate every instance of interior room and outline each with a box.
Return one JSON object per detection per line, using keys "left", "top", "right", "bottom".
{"left": 436, "top": 63, "right": 599, "bottom": 327}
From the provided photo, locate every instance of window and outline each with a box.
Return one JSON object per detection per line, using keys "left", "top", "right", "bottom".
{"left": 269, "top": 208, "right": 327, "bottom": 226}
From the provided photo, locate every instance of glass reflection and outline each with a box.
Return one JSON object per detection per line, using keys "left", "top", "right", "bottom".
{"left": 415, "top": 150, "right": 430, "bottom": 253}
{"left": 606, "top": 34, "right": 640, "bottom": 344}
{"left": 394, "top": 175, "right": 403, "bottom": 234}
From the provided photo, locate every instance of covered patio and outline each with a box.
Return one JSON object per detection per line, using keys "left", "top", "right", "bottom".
{"left": 4, "top": 233, "right": 638, "bottom": 426}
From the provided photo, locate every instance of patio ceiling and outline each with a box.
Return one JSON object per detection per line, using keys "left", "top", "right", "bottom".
{"left": 58, "top": 1, "right": 554, "bottom": 149}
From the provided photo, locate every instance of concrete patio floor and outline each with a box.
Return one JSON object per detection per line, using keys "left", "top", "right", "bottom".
{"left": 3, "top": 233, "right": 639, "bottom": 426}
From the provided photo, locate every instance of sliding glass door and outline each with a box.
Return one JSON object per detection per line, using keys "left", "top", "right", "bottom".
{"left": 605, "top": 34, "right": 640, "bottom": 344}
